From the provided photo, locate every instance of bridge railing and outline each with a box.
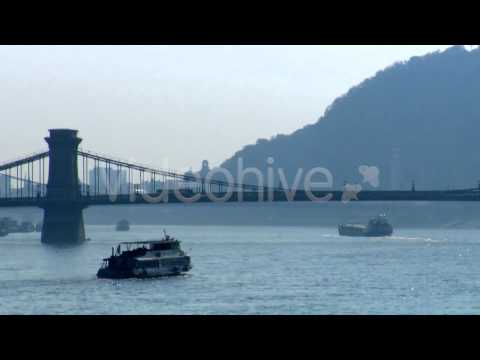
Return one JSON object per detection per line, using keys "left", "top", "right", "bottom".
{"left": 2, "top": 145, "right": 480, "bottom": 207}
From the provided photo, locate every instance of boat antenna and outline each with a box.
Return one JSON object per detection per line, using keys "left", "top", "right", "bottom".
{"left": 163, "top": 228, "right": 167, "bottom": 238}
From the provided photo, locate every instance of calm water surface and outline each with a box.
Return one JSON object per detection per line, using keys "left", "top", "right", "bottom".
{"left": 1, "top": 225, "right": 480, "bottom": 314}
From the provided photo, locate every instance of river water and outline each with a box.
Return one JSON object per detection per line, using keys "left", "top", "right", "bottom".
{"left": 1, "top": 225, "right": 480, "bottom": 314}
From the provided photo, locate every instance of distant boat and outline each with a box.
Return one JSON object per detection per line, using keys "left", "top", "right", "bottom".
{"left": 339, "top": 214, "right": 393, "bottom": 237}
{"left": 116, "top": 220, "right": 130, "bottom": 232}
{"left": 0, "top": 218, "right": 8, "bottom": 237}
{"left": 0, "top": 217, "right": 18, "bottom": 233}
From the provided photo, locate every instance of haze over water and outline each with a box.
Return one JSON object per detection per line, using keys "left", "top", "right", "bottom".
{"left": 1, "top": 216, "right": 479, "bottom": 314}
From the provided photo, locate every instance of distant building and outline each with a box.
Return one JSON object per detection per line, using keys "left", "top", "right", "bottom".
{"left": 183, "top": 160, "right": 211, "bottom": 180}
{"left": 0, "top": 174, "right": 11, "bottom": 197}
{"left": 114, "top": 169, "right": 128, "bottom": 193}
{"left": 89, "top": 167, "right": 128, "bottom": 194}
{"left": 181, "top": 160, "right": 212, "bottom": 192}
{"left": 89, "top": 167, "right": 105, "bottom": 194}
{"left": 184, "top": 168, "right": 194, "bottom": 179}
{"left": 21, "top": 180, "right": 38, "bottom": 196}
{"left": 199, "top": 160, "right": 210, "bottom": 179}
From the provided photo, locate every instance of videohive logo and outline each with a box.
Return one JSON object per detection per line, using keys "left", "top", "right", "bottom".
{"left": 104, "top": 157, "right": 380, "bottom": 205}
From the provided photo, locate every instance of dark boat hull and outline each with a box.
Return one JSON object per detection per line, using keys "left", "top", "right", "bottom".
{"left": 338, "top": 225, "right": 393, "bottom": 237}
{"left": 97, "top": 267, "right": 191, "bottom": 279}
{"left": 97, "top": 257, "right": 192, "bottom": 279}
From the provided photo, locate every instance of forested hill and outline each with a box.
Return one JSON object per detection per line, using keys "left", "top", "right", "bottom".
{"left": 220, "top": 46, "right": 480, "bottom": 191}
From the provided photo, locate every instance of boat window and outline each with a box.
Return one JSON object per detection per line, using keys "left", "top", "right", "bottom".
{"left": 152, "top": 242, "right": 178, "bottom": 251}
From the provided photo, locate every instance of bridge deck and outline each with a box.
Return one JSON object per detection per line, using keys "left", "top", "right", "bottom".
{"left": 1, "top": 189, "right": 480, "bottom": 208}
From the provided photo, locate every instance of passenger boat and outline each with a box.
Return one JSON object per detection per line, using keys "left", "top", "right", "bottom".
{"left": 97, "top": 231, "right": 192, "bottom": 279}
{"left": 339, "top": 214, "right": 393, "bottom": 237}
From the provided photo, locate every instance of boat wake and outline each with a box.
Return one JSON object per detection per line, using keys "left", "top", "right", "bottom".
{"left": 321, "top": 233, "right": 446, "bottom": 243}
{"left": 371, "top": 235, "right": 446, "bottom": 243}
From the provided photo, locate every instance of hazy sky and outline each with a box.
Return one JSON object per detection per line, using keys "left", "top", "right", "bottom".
{"left": 0, "top": 45, "right": 453, "bottom": 172}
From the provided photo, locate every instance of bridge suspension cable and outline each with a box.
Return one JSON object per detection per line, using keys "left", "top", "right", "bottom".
{"left": 0, "top": 150, "right": 49, "bottom": 172}
{"left": 0, "top": 150, "right": 49, "bottom": 200}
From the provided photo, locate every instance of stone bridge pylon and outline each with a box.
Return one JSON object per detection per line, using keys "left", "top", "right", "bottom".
{"left": 40, "top": 129, "right": 86, "bottom": 245}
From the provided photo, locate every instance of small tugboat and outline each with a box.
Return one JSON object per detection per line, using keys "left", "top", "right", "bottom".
{"left": 115, "top": 219, "right": 130, "bottom": 232}
{"left": 339, "top": 214, "right": 393, "bottom": 237}
{"left": 97, "top": 231, "right": 192, "bottom": 279}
